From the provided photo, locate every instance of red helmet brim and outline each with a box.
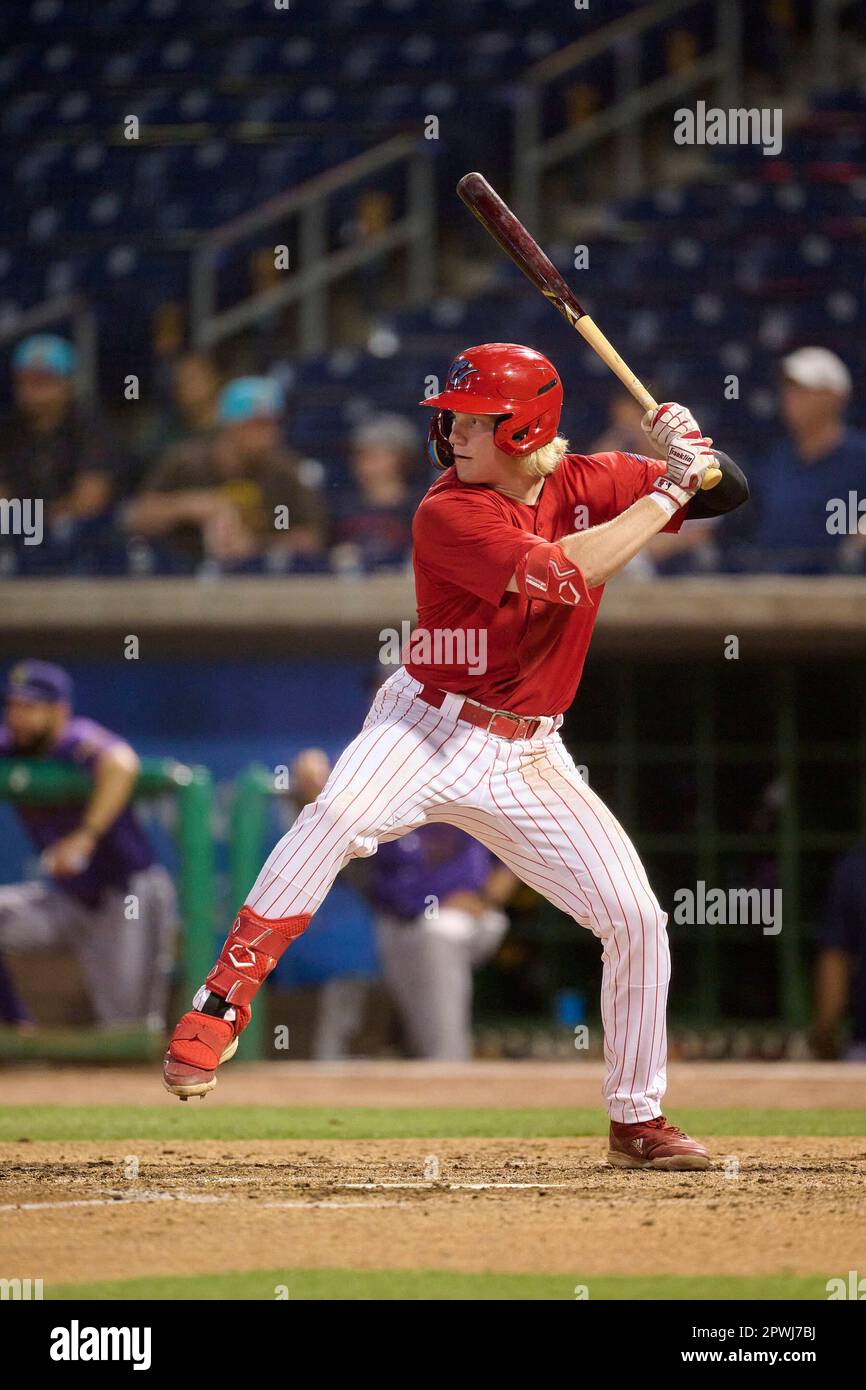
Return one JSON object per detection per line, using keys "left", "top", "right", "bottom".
{"left": 418, "top": 391, "right": 510, "bottom": 414}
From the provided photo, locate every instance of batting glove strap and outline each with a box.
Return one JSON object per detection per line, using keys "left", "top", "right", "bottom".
{"left": 658, "top": 435, "right": 717, "bottom": 495}
{"left": 648, "top": 485, "right": 688, "bottom": 518}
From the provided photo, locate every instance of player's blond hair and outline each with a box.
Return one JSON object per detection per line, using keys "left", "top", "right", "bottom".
{"left": 521, "top": 434, "right": 570, "bottom": 479}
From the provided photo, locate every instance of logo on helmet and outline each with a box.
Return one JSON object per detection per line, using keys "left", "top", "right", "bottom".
{"left": 446, "top": 357, "right": 478, "bottom": 390}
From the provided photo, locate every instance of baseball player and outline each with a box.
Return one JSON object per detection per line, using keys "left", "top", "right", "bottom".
{"left": 0, "top": 661, "right": 178, "bottom": 1029}
{"left": 164, "top": 343, "right": 749, "bottom": 1170}
{"left": 371, "top": 820, "right": 514, "bottom": 1061}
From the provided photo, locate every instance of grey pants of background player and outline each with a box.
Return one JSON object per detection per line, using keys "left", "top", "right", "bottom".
{"left": 375, "top": 909, "right": 507, "bottom": 1061}
{"left": 0, "top": 864, "right": 178, "bottom": 1028}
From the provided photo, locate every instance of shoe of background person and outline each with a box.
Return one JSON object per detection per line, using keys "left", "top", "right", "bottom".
{"left": 162, "top": 1006, "right": 248, "bottom": 1101}
{"left": 607, "top": 1115, "right": 711, "bottom": 1170}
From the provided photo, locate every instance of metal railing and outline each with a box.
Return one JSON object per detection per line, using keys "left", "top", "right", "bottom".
{"left": 0, "top": 293, "right": 98, "bottom": 401}
{"left": 190, "top": 133, "right": 436, "bottom": 355}
{"left": 513, "top": 0, "right": 742, "bottom": 226}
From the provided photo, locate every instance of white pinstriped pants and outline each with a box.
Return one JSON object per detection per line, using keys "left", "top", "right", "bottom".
{"left": 247, "top": 667, "right": 671, "bottom": 1122}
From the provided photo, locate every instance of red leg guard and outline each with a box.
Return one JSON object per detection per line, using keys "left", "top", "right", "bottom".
{"left": 204, "top": 905, "right": 311, "bottom": 1008}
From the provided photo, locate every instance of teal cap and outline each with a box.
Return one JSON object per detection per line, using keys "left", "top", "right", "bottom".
{"left": 13, "top": 334, "right": 77, "bottom": 377}
{"left": 217, "top": 376, "right": 284, "bottom": 423}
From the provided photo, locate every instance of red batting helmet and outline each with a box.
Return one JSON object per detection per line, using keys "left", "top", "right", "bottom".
{"left": 420, "top": 342, "right": 563, "bottom": 470}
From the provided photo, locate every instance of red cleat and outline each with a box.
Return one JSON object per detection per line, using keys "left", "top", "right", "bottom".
{"left": 163, "top": 907, "right": 308, "bottom": 1100}
{"left": 607, "top": 1115, "right": 711, "bottom": 1171}
{"left": 162, "top": 1008, "right": 248, "bottom": 1101}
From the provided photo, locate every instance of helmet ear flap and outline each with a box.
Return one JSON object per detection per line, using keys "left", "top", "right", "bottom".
{"left": 494, "top": 389, "right": 561, "bottom": 456}
{"left": 427, "top": 410, "right": 454, "bottom": 470}
{"left": 491, "top": 413, "right": 513, "bottom": 451}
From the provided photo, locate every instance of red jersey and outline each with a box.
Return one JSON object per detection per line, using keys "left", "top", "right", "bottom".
{"left": 405, "top": 451, "right": 683, "bottom": 717}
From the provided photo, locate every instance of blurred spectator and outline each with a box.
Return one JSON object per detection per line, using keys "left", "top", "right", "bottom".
{"left": 0, "top": 334, "right": 115, "bottom": 538}
{"left": 811, "top": 841, "right": 866, "bottom": 1062}
{"left": 339, "top": 190, "right": 393, "bottom": 317}
{"left": 130, "top": 352, "right": 223, "bottom": 471}
{"left": 0, "top": 661, "right": 178, "bottom": 1030}
{"left": 589, "top": 391, "right": 665, "bottom": 460}
{"left": 125, "top": 376, "right": 326, "bottom": 570}
{"left": 329, "top": 414, "right": 423, "bottom": 572}
{"left": 731, "top": 347, "right": 866, "bottom": 574}
{"left": 370, "top": 823, "right": 516, "bottom": 1060}
{"left": 0, "top": 950, "right": 32, "bottom": 1031}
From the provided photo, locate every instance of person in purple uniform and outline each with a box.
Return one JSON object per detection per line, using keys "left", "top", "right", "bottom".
{"left": 0, "top": 953, "right": 33, "bottom": 1031}
{"left": 0, "top": 661, "right": 178, "bottom": 1029}
{"left": 370, "top": 822, "right": 517, "bottom": 1060}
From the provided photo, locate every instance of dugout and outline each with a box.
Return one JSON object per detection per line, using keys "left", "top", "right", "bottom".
{"left": 1, "top": 573, "right": 864, "bottom": 1055}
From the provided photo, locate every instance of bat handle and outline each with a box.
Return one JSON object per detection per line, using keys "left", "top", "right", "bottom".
{"left": 576, "top": 318, "right": 722, "bottom": 491}
{"left": 633, "top": 386, "right": 658, "bottom": 414}
{"left": 629, "top": 387, "right": 723, "bottom": 492}
{"left": 625, "top": 389, "right": 722, "bottom": 495}
{"left": 636, "top": 389, "right": 721, "bottom": 489}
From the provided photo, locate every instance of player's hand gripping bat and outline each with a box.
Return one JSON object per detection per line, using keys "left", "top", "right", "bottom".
{"left": 456, "top": 172, "right": 722, "bottom": 490}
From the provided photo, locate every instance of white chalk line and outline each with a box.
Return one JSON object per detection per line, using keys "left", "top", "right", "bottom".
{"left": 0, "top": 1190, "right": 224, "bottom": 1212}
{"left": 262, "top": 1200, "right": 405, "bottom": 1210}
{"left": 0, "top": 1180, "right": 578, "bottom": 1213}
{"left": 340, "top": 1180, "right": 573, "bottom": 1190}
{"left": 0, "top": 1190, "right": 407, "bottom": 1214}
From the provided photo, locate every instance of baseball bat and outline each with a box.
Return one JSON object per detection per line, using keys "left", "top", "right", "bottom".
{"left": 456, "top": 171, "right": 721, "bottom": 490}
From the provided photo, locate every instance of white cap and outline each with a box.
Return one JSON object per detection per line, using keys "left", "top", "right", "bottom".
{"left": 351, "top": 413, "right": 418, "bottom": 454}
{"left": 781, "top": 346, "right": 852, "bottom": 396}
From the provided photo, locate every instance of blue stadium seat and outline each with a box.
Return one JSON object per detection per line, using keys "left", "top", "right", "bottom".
{"left": 159, "top": 37, "right": 199, "bottom": 75}
{"left": 279, "top": 37, "right": 320, "bottom": 70}
{"left": 54, "top": 90, "right": 93, "bottom": 123}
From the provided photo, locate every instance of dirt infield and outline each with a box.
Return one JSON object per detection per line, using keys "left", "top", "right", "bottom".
{"left": 1, "top": 1063, "right": 864, "bottom": 1293}
{"left": 2, "top": 1137, "right": 864, "bottom": 1285}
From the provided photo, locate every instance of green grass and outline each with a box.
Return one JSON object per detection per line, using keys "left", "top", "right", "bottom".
{"left": 45, "top": 1268, "right": 836, "bottom": 1301}
{"left": 0, "top": 1027, "right": 161, "bottom": 1062}
{"left": 0, "top": 1105, "right": 863, "bottom": 1142}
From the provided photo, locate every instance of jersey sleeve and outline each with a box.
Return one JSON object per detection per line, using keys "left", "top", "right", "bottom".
{"left": 584, "top": 451, "right": 687, "bottom": 533}
{"left": 413, "top": 491, "right": 551, "bottom": 606}
{"left": 64, "top": 719, "right": 124, "bottom": 772}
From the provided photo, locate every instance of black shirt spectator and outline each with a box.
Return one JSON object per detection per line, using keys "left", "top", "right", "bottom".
{"left": 330, "top": 414, "right": 425, "bottom": 572}
{"left": 0, "top": 334, "right": 114, "bottom": 526}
